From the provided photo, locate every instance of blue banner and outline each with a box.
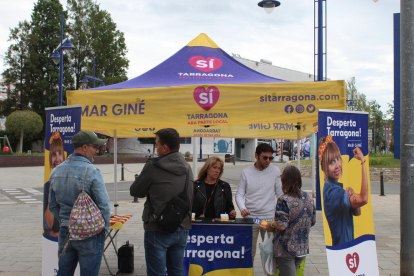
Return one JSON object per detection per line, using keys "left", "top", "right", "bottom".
{"left": 316, "top": 110, "right": 368, "bottom": 209}
{"left": 185, "top": 224, "right": 253, "bottom": 276}
{"left": 317, "top": 110, "right": 379, "bottom": 275}
{"left": 42, "top": 105, "right": 82, "bottom": 276}
{"left": 45, "top": 106, "right": 82, "bottom": 158}
{"left": 319, "top": 111, "right": 368, "bottom": 156}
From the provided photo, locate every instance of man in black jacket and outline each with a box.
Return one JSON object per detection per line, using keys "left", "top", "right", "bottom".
{"left": 130, "top": 128, "right": 193, "bottom": 276}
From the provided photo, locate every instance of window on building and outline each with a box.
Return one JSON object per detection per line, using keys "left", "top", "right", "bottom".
{"left": 180, "top": 137, "right": 192, "bottom": 144}
{"left": 258, "top": 139, "right": 272, "bottom": 145}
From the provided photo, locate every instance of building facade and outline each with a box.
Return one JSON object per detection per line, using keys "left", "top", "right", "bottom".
{"left": 0, "top": 80, "right": 16, "bottom": 130}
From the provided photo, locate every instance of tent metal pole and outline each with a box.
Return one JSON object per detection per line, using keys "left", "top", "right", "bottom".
{"left": 113, "top": 130, "right": 118, "bottom": 249}
{"left": 297, "top": 126, "right": 301, "bottom": 171}
{"left": 200, "top": 137, "right": 203, "bottom": 161}
{"left": 192, "top": 137, "right": 198, "bottom": 178}
{"left": 311, "top": 133, "right": 316, "bottom": 198}
{"left": 114, "top": 130, "right": 118, "bottom": 215}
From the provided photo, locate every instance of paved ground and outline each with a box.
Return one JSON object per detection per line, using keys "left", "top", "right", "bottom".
{"left": 0, "top": 162, "right": 400, "bottom": 275}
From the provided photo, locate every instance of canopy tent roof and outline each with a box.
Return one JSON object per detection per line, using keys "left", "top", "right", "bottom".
{"left": 67, "top": 34, "right": 346, "bottom": 139}
{"left": 92, "top": 33, "right": 285, "bottom": 90}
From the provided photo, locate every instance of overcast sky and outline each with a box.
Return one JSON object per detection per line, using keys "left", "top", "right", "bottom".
{"left": 0, "top": 0, "right": 400, "bottom": 114}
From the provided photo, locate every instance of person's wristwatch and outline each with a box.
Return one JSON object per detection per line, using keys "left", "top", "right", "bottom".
{"left": 270, "top": 221, "right": 276, "bottom": 229}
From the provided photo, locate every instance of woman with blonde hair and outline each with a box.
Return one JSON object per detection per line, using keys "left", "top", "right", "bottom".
{"left": 319, "top": 135, "right": 368, "bottom": 246}
{"left": 192, "top": 156, "right": 236, "bottom": 219}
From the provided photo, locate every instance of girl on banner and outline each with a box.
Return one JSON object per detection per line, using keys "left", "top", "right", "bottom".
{"left": 319, "top": 135, "right": 368, "bottom": 246}
{"left": 43, "top": 132, "right": 65, "bottom": 237}
{"left": 192, "top": 156, "right": 236, "bottom": 219}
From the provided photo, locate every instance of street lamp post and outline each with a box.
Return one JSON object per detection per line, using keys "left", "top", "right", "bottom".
{"left": 346, "top": 99, "right": 354, "bottom": 110}
{"left": 258, "top": 0, "right": 326, "bottom": 82}
{"left": 80, "top": 75, "right": 105, "bottom": 89}
{"left": 257, "top": 0, "right": 280, "bottom": 14}
{"left": 258, "top": 0, "right": 325, "bottom": 175}
{"left": 79, "top": 58, "right": 105, "bottom": 89}
{"left": 50, "top": 12, "right": 75, "bottom": 106}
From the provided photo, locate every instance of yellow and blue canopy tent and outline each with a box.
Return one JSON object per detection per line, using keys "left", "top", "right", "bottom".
{"left": 67, "top": 33, "right": 345, "bottom": 140}
{"left": 66, "top": 34, "right": 345, "bottom": 227}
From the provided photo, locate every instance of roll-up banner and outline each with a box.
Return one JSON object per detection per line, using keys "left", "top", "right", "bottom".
{"left": 42, "top": 105, "right": 82, "bottom": 276}
{"left": 317, "top": 110, "right": 379, "bottom": 275}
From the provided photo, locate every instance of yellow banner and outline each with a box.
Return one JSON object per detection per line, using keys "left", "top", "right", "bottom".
{"left": 67, "top": 81, "right": 345, "bottom": 135}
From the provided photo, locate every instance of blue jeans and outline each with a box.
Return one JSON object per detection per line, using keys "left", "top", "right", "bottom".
{"left": 144, "top": 228, "right": 189, "bottom": 276}
{"left": 57, "top": 227, "right": 105, "bottom": 276}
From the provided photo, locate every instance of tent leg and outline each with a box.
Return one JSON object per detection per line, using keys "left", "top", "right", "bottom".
{"left": 113, "top": 130, "right": 118, "bottom": 249}
{"left": 192, "top": 138, "right": 198, "bottom": 178}
{"left": 297, "top": 126, "right": 301, "bottom": 171}
{"left": 113, "top": 129, "right": 118, "bottom": 214}
{"left": 311, "top": 133, "right": 316, "bottom": 198}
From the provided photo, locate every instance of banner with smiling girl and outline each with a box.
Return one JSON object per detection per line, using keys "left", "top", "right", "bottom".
{"left": 317, "top": 110, "right": 379, "bottom": 276}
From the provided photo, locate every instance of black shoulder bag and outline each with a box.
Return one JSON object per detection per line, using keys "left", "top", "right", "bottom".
{"left": 149, "top": 170, "right": 190, "bottom": 233}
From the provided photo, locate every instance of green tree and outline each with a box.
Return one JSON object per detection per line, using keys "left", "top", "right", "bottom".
{"left": 385, "top": 101, "right": 394, "bottom": 153}
{"left": 27, "top": 0, "right": 74, "bottom": 117}
{"left": 68, "top": 0, "right": 129, "bottom": 89}
{"left": 5, "top": 110, "right": 43, "bottom": 153}
{"left": 0, "top": 87, "right": 19, "bottom": 117}
{"left": 386, "top": 101, "right": 394, "bottom": 120}
{"left": 346, "top": 77, "right": 369, "bottom": 112}
{"left": 2, "top": 0, "right": 129, "bottom": 147}
{"left": 67, "top": 0, "right": 95, "bottom": 89}
{"left": 1, "top": 21, "right": 32, "bottom": 115}
{"left": 385, "top": 101, "right": 394, "bottom": 135}
{"left": 89, "top": 6, "right": 129, "bottom": 85}
{"left": 389, "top": 140, "right": 394, "bottom": 153}
{"left": 345, "top": 78, "right": 388, "bottom": 153}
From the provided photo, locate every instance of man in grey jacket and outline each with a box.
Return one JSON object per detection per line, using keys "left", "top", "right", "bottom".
{"left": 130, "top": 128, "right": 193, "bottom": 276}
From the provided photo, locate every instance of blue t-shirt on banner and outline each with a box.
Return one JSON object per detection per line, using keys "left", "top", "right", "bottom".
{"left": 323, "top": 179, "right": 353, "bottom": 246}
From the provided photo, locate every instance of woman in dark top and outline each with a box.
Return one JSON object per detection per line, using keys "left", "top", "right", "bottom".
{"left": 192, "top": 156, "right": 236, "bottom": 219}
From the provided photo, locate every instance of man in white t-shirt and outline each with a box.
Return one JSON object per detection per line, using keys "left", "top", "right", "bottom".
{"left": 235, "top": 143, "right": 283, "bottom": 260}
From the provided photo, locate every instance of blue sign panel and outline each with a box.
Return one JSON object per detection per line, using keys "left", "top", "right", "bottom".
{"left": 45, "top": 106, "right": 82, "bottom": 155}
{"left": 42, "top": 105, "right": 82, "bottom": 276}
{"left": 184, "top": 224, "right": 253, "bottom": 275}
{"left": 316, "top": 110, "right": 368, "bottom": 210}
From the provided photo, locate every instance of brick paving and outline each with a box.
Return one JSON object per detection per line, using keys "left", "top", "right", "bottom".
{"left": 0, "top": 164, "right": 400, "bottom": 275}
{"left": 0, "top": 194, "right": 400, "bottom": 276}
